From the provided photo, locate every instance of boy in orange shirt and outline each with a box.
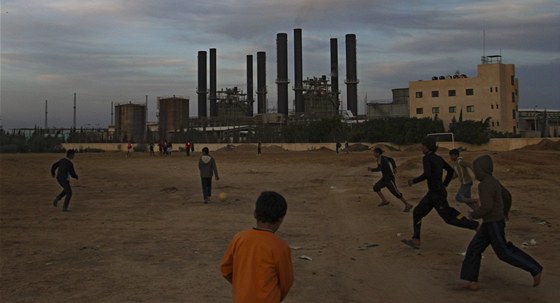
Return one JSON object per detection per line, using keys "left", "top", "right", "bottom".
{"left": 220, "top": 191, "right": 294, "bottom": 302}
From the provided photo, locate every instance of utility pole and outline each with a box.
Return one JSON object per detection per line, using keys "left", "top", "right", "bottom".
{"left": 73, "top": 93, "right": 77, "bottom": 129}
{"left": 44, "top": 100, "right": 48, "bottom": 129}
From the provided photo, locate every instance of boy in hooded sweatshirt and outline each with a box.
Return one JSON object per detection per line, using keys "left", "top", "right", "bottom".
{"left": 459, "top": 155, "right": 543, "bottom": 290}
{"left": 199, "top": 147, "right": 219, "bottom": 203}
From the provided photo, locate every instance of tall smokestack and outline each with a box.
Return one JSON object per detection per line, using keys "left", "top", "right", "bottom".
{"left": 256, "top": 51, "right": 267, "bottom": 114}
{"left": 330, "top": 38, "right": 339, "bottom": 106}
{"left": 294, "top": 28, "right": 304, "bottom": 113}
{"left": 209, "top": 48, "right": 217, "bottom": 117}
{"left": 197, "top": 51, "right": 208, "bottom": 118}
{"left": 345, "top": 34, "right": 358, "bottom": 116}
{"left": 247, "top": 55, "right": 254, "bottom": 116}
{"left": 276, "top": 33, "right": 289, "bottom": 116}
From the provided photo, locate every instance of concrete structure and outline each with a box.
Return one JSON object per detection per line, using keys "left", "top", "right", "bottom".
{"left": 157, "top": 96, "right": 189, "bottom": 141}
{"left": 518, "top": 108, "right": 560, "bottom": 137}
{"left": 114, "top": 102, "right": 146, "bottom": 143}
{"left": 367, "top": 88, "right": 409, "bottom": 119}
{"left": 301, "top": 76, "right": 339, "bottom": 117}
{"left": 408, "top": 55, "right": 519, "bottom": 133}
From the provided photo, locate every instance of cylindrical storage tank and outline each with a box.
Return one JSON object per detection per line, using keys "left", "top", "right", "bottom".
{"left": 115, "top": 102, "right": 146, "bottom": 143}
{"left": 158, "top": 96, "right": 190, "bottom": 141}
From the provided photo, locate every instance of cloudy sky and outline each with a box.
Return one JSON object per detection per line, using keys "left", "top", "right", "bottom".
{"left": 1, "top": 0, "right": 559, "bottom": 129}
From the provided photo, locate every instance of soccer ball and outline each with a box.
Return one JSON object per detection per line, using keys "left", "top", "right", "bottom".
{"left": 218, "top": 192, "right": 227, "bottom": 202}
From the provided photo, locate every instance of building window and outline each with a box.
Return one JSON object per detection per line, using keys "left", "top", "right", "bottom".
{"left": 415, "top": 92, "right": 423, "bottom": 98}
{"left": 512, "top": 92, "right": 516, "bottom": 103}
{"left": 467, "top": 105, "right": 474, "bottom": 112}
{"left": 432, "top": 107, "right": 440, "bottom": 114}
{"left": 491, "top": 104, "right": 494, "bottom": 109}
{"left": 512, "top": 109, "right": 516, "bottom": 119}
{"left": 511, "top": 75, "right": 515, "bottom": 85}
{"left": 497, "top": 121, "right": 500, "bottom": 126}
{"left": 449, "top": 106, "right": 456, "bottom": 113}
{"left": 466, "top": 88, "right": 474, "bottom": 96}
{"left": 492, "top": 122, "right": 495, "bottom": 127}
{"left": 432, "top": 91, "right": 439, "bottom": 97}
{"left": 490, "top": 87, "right": 493, "bottom": 92}
{"left": 416, "top": 108, "right": 423, "bottom": 114}
{"left": 495, "top": 87, "right": 498, "bottom": 93}
{"left": 496, "top": 104, "right": 499, "bottom": 109}
{"left": 448, "top": 90, "right": 456, "bottom": 96}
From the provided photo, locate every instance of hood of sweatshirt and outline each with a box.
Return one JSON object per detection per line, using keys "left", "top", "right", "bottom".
{"left": 473, "top": 155, "right": 493, "bottom": 181}
{"left": 201, "top": 155, "right": 212, "bottom": 164}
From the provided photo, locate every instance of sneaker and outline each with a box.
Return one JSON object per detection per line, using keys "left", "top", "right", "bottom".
{"left": 403, "top": 204, "right": 413, "bottom": 212}
{"left": 53, "top": 198, "right": 59, "bottom": 207}
{"left": 62, "top": 208, "right": 72, "bottom": 212}
{"left": 377, "top": 201, "right": 390, "bottom": 207}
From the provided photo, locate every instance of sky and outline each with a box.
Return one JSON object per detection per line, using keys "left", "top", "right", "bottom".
{"left": 1, "top": 0, "right": 559, "bottom": 129}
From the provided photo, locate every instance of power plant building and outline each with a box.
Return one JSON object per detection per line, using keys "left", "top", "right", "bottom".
{"left": 408, "top": 55, "right": 519, "bottom": 133}
{"left": 114, "top": 102, "right": 146, "bottom": 143}
{"left": 302, "top": 76, "right": 339, "bottom": 117}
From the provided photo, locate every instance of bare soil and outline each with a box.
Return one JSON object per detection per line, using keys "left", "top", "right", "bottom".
{"left": 1, "top": 147, "right": 558, "bottom": 302}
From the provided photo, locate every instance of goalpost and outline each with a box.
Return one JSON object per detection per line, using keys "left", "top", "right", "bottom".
{"left": 427, "top": 132, "right": 455, "bottom": 149}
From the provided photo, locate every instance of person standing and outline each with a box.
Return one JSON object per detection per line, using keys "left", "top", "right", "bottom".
{"left": 402, "top": 137, "right": 479, "bottom": 249}
{"left": 199, "top": 147, "right": 219, "bottom": 203}
{"left": 149, "top": 142, "right": 155, "bottom": 157}
{"left": 221, "top": 191, "right": 294, "bottom": 302}
{"left": 51, "top": 149, "right": 79, "bottom": 212}
{"left": 459, "top": 155, "right": 543, "bottom": 290}
{"left": 257, "top": 141, "right": 262, "bottom": 155}
{"left": 449, "top": 149, "right": 478, "bottom": 208}
{"left": 186, "top": 141, "right": 191, "bottom": 156}
{"left": 126, "top": 141, "right": 132, "bottom": 158}
{"left": 368, "top": 147, "right": 413, "bottom": 212}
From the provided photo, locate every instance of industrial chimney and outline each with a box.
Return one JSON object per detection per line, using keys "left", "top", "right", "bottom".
{"left": 330, "top": 38, "right": 339, "bottom": 105}
{"left": 294, "top": 28, "right": 304, "bottom": 113}
{"left": 345, "top": 34, "right": 358, "bottom": 116}
{"left": 209, "top": 48, "right": 217, "bottom": 117}
{"left": 256, "top": 51, "right": 267, "bottom": 114}
{"left": 247, "top": 54, "right": 254, "bottom": 116}
{"left": 197, "top": 51, "right": 208, "bottom": 118}
{"left": 276, "top": 33, "right": 289, "bottom": 116}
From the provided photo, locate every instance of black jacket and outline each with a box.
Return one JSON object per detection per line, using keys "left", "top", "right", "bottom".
{"left": 371, "top": 156, "right": 397, "bottom": 181}
{"left": 51, "top": 158, "right": 78, "bottom": 181}
{"left": 412, "top": 151, "right": 453, "bottom": 193}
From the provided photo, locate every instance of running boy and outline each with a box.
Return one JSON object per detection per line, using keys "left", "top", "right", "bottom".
{"left": 368, "top": 147, "right": 413, "bottom": 212}
{"left": 459, "top": 155, "right": 543, "bottom": 290}
{"left": 198, "top": 147, "right": 219, "bottom": 203}
{"left": 220, "top": 191, "right": 294, "bottom": 302}
{"left": 51, "top": 149, "right": 79, "bottom": 212}
{"left": 449, "top": 149, "right": 478, "bottom": 208}
{"left": 402, "top": 137, "right": 479, "bottom": 249}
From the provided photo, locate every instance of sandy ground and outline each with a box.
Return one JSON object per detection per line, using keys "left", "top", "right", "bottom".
{"left": 1, "top": 146, "right": 558, "bottom": 303}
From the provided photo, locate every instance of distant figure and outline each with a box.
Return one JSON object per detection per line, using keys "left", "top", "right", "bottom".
{"left": 221, "top": 191, "right": 294, "bottom": 302}
{"left": 449, "top": 149, "right": 478, "bottom": 208}
{"left": 191, "top": 142, "right": 195, "bottom": 154}
{"left": 198, "top": 147, "right": 219, "bottom": 203}
{"left": 336, "top": 142, "right": 341, "bottom": 154}
{"left": 402, "top": 137, "right": 479, "bottom": 249}
{"left": 257, "top": 141, "right": 262, "bottom": 155}
{"left": 149, "top": 142, "right": 155, "bottom": 156}
{"left": 368, "top": 147, "right": 413, "bottom": 212}
{"left": 167, "top": 142, "right": 173, "bottom": 155}
{"left": 344, "top": 141, "right": 349, "bottom": 153}
{"left": 459, "top": 155, "right": 543, "bottom": 290}
{"left": 51, "top": 149, "right": 79, "bottom": 212}
{"left": 126, "top": 142, "right": 132, "bottom": 158}
{"left": 186, "top": 141, "right": 191, "bottom": 156}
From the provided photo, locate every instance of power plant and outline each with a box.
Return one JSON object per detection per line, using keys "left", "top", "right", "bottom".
{"left": 114, "top": 102, "right": 146, "bottom": 143}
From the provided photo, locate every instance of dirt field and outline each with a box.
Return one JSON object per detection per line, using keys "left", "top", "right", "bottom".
{"left": 1, "top": 145, "right": 558, "bottom": 303}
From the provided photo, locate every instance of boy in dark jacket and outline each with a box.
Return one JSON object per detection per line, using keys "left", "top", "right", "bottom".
{"left": 459, "top": 155, "right": 543, "bottom": 290}
{"left": 51, "top": 149, "right": 79, "bottom": 212}
{"left": 199, "top": 147, "right": 219, "bottom": 203}
{"left": 368, "top": 147, "right": 413, "bottom": 212}
{"left": 402, "top": 137, "right": 479, "bottom": 249}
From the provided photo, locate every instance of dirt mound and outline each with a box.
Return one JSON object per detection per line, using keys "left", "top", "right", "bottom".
{"left": 403, "top": 144, "right": 422, "bottom": 152}
{"left": 309, "top": 146, "right": 333, "bottom": 152}
{"left": 263, "top": 145, "right": 288, "bottom": 152}
{"left": 522, "top": 139, "right": 560, "bottom": 151}
{"left": 347, "top": 143, "right": 370, "bottom": 152}
{"left": 373, "top": 143, "right": 400, "bottom": 152}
